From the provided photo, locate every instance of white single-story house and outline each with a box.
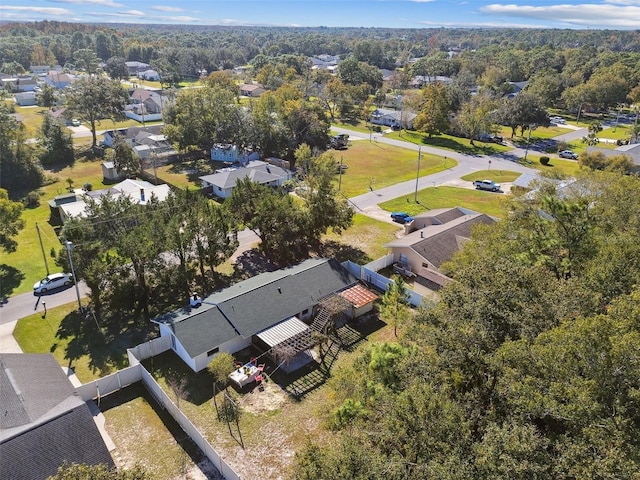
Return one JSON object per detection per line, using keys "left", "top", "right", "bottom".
{"left": 15, "top": 92, "right": 37, "bottom": 106}
{"left": 30, "top": 65, "right": 51, "bottom": 75}
{"left": 57, "top": 178, "right": 171, "bottom": 222}
{"left": 125, "top": 61, "right": 150, "bottom": 75}
{"left": 152, "top": 258, "right": 375, "bottom": 372}
{"left": 371, "top": 108, "right": 417, "bottom": 130}
{"left": 200, "top": 161, "right": 294, "bottom": 199}
{"left": 137, "top": 69, "right": 160, "bottom": 81}
{"left": 385, "top": 207, "right": 497, "bottom": 290}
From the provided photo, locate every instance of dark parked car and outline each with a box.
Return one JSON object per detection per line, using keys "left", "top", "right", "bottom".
{"left": 390, "top": 212, "right": 414, "bottom": 224}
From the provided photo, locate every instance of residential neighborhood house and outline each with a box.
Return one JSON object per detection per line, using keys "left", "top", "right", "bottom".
{"left": 239, "top": 83, "right": 266, "bottom": 97}
{"left": 210, "top": 143, "right": 261, "bottom": 165}
{"left": 385, "top": 207, "right": 497, "bottom": 290}
{"left": 152, "top": 258, "right": 376, "bottom": 373}
{"left": 371, "top": 107, "right": 417, "bottom": 130}
{"left": 124, "top": 88, "right": 166, "bottom": 123}
{"left": 45, "top": 70, "right": 76, "bottom": 89}
{"left": 102, "top": 125, "right": 176, "bottom": 161}
{"left": 0, "top": 353, "right": 114, "bottom": 480}
{"left": 200, "top": 160, "right": 294, "bottom": 199}
{"left": 53, "top": 178, "right": 171, "bottom": 223}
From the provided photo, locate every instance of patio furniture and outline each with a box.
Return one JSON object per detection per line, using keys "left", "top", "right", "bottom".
{"left": 228, "top": 363, "right": 259, "bottom": 388}
{"left": 257, "top": 363, "right": 265, "bottom": 372}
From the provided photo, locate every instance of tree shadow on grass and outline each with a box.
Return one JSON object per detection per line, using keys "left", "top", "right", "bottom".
{"left": 57, "top": 309, "right": 140, "bottom": 377}
{"left": 316, "top": 240, "right": 371, "bottom": 265}
{"left": 142, "top": 350, "right": 215, "bottom": 406}
{"left": 0, "top": 264, "right": 25, "bottom": 299}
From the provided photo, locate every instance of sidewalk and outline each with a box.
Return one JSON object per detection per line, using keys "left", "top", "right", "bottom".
{"left": 0, "top": 320, "right": 21, "bottom": 353}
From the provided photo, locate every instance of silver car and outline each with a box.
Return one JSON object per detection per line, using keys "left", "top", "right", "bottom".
{"left": 33, "top": 273, "right": 73, "bottom": 293}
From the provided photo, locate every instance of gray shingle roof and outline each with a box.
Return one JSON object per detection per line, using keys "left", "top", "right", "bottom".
{"left": 158, "top": 259, "right": 357, "bottom": 357}
{"left": 0, "top": 354, "right": 114, "bottom": 479}
{"left": 199, "top": 162, "right": 292, "bottom": 189}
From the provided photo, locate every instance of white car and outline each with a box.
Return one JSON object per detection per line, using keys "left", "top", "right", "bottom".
{"left": 33, "top": 273, "right": 73, "bottom": 293}
{"left": 551, "top": 116, "right": 566, "bottom": 125}
{"left": 559, "top": 150, "right": 578, "bottom": 159}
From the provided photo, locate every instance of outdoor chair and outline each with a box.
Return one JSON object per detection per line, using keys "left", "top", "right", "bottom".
{"left": 250, "top": 356, "right": 257, "bottom": 366}
{"left": 257, "top": 363, "right": 265, "bottom": 372}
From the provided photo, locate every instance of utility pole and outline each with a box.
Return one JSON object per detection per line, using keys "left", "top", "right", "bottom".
{"left": 414, "top": 146, "right": 421, "bottom": 203}
{"left": 36, "top": 223, "right": 50, "bottom": 275}
{"left": 65, "top": 241, "right": 83, "bottom": 312}
{"left": 338, "top": 156, "right": 343, "bottom": 192}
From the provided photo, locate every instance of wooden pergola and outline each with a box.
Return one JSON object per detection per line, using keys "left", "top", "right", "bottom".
{"left": 269, "top": 293, "right": 351, "bottom": 368}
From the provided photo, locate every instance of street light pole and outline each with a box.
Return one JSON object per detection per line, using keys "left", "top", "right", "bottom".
{"left": 414, "top": 146, "right": 421, "bottom": 203}
{"left": 65, "top": 241, "right": 83, "bottom": 312}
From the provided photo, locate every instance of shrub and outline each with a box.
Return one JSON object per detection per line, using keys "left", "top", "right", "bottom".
{"left": 540, "top": 156, "right": 550, "bottom": 166}
{"left": 83, "top": 182, "right": 93, "bottom": 191}
{"left": 24, "top": 191, "right": 40, "bottom": 208}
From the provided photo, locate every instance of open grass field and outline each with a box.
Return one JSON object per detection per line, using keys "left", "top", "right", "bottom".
{"left": 379, "top": 185, "right": 508, "bottom": 219}
{"left": 385, "top": 129, "right": 512, "bottom": 155}
{"left": 2, "top": 157, "right": 109, "bottom": 296}
{"left": 335, "top": 139, "right": 454, "bottom": 198}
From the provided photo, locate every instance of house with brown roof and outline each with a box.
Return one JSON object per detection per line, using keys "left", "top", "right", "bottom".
{"left": 239, "top": 83, "right": 266, "bottom": 97}
{"left": 385, "top": 207, "right": 497, "bottom": 290}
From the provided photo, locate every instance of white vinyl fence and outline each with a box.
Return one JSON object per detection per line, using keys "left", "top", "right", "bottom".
{"left": 342, "top": 259, "right": 424, "bottom": 307}
{"left": 77, "top": 336, "right": 241, "bottom": 480}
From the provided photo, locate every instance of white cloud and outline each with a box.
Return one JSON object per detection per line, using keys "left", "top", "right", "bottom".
{"left": 151, "top": 5, "right": 183, "bottom": 12}
{"left": 0, "top": 5, "right": 70, "bottom": 15}
{"left": 481, "top": 3, "right": 640, "bottom": 28}
{"left": 50, "top": 0, "right": 123, "bottom": 6}
{"left": 419, "top": 19, "right": 548, "bottom": 28}
{"left": 119, "top": 9, "right": 144, "bottom": 16}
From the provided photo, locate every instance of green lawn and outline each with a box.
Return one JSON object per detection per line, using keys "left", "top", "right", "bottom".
{"left": 152, "top": 158, "right": 224, "bottom": 190}
{"left": 331, "top": 121, "right": 370, "bottom": 134}
{"left": 461, "top": 170, "right": 522, "bottom": 182}
{"left": 379, "top": 185, "right": 508, "bottom": 219}
{"left": 2, "top": 158, "right": 109, "bottom": 296}
{"left": 385, "top": 130, "right": 512, "bottom": 155}
{"left": 519, "top": 154, "right": 581, "bottom": 177}
{"left": 13, "top": 301, "right": 134, "bottom": 382}
{"left": 335, "top": 140, "right": 455, "bottom": 198}
{"left": 323, "top": 212, "right": 400, "bottom": 262}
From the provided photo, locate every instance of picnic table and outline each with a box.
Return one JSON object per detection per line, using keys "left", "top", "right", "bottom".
{"left": 228, "top": 363, "right": 259, "bottom": 388}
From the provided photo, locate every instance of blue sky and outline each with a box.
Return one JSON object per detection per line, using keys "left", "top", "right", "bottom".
{"left": 2, "top": 0, "right": 639, "bottom": 29}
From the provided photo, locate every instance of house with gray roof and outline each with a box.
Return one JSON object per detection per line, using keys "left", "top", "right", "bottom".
{"left": 200, "top": 161, "right": 294, "bottom": 199}
{"left": 385, "top": 207, "right": 496, "bottom": 290}
{"left": 0, "top": 354, "right": 114, "bottom": 479}
{"left": 371, "top": 108, "right": 417, "bottom": 130}
{"left": 153, "top": 258, "right": 359, "bottom": 372}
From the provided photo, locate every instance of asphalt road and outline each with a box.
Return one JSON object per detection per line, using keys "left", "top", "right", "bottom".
{"left": 0, "top": 282, "right": 91, "bottom": 326}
